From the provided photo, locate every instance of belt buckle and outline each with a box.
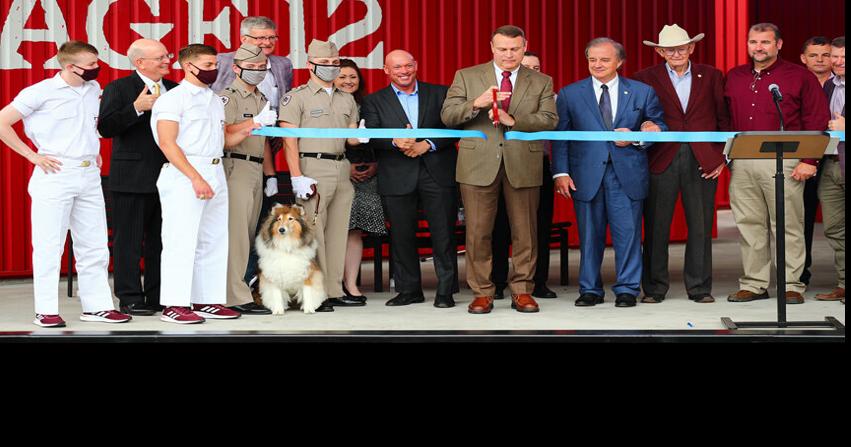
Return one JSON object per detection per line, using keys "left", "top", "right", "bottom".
{"left": 80, "top": 160, "right": 91, "bottom": 168}
{"left": 212, "top": 158, "right": 221, "bottom": 165}
{"left": 317, "top": 153, "right": 323, "bottom": 159}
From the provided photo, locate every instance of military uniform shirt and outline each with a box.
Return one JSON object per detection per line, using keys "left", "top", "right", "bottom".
{"left": 277, "top": 78, "right": 359, "bottom": 154}
{"left": 219, "top": 80, "right": 268, "bottom": 158}
{"left": 151, "top": 79, "right": 225, "bottom": 157}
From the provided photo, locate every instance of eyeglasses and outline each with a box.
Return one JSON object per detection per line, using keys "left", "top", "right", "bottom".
{"left": 661, "top": 47, "right": 690, "bottom": 56}
{"left": 140, "top": 53, "right": 174, "bottom": 62}
{"left": 244, "top": 35, "right": 279, "bottom": 43}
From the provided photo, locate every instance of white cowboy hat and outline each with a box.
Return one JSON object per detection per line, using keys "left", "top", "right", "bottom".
{"left": 642, "top": 24, "right": 705, "bottom": 48}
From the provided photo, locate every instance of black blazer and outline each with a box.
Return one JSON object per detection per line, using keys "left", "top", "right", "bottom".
{"left": 361, "top": 82, "right": 457, "bottom": 196}
{"left": 98, "top": 72, "right": 179, "bottom": 193}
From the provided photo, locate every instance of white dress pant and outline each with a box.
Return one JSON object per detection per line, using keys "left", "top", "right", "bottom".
{"left": 156, "top": 158, "right": 228, "bottom": 307}
{"left": 27, "top": 160, "right": 114, "bottom": 315}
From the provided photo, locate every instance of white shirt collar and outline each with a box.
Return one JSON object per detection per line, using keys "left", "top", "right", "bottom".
{"left": 136, "top": 70, "right": 163, "bottom": 87}
{"left": 181, "top": 78, "right": 209, "bottom": 95}
{"left": 51, "top": 72, "right": 91, "bottom": 91}
{"left": 834, "top": 75, "right": 845, "bottom": 88}
{"left": 592, "top": 74, "right": 619, "bottom": 91}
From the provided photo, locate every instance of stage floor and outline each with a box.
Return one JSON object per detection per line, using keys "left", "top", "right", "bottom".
{"left": 0, "top": 211, "right": 844, "bottom": 341}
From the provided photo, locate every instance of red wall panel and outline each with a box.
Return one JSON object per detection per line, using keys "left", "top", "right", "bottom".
{"left": 0, "top": 0, "right": 843, "bottom": 277}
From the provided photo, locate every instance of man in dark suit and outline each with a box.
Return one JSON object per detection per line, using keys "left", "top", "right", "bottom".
{"left": 553, "top": 37, "right": 667, "bottom": 308}
{"left": 633, "top": 25, "right": 731, "bottom": 304}
{"left": 98, "top": 39, "right": 178, "bottom": 316}
{"left": 361, "top": 50, "right": 460, "bottom": 308}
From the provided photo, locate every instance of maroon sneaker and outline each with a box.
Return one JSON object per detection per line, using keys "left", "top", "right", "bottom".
{"left": 191, "top": 304, "right": 241, "bottom": 320}
{"left": 161, "top": 306, "right": 205, "bottom": 324}
{"left": 80, "top": 310, "right": 132, "bottom": 323}
{"left": 33, "top": 314, "right": 66, "bottom": 328}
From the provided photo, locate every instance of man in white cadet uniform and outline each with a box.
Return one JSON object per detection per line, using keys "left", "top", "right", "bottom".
{"left": 0, "top": 41, "right": 132, "bottom": 327}
{"left": 152, "top": 44, "right": 257, "bottom": 324}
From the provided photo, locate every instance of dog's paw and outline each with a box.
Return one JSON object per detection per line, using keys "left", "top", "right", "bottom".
{"left": 269, "top": 306, "right": 286, "bottom": 315}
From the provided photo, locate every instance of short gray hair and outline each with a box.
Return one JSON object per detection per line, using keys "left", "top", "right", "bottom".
{"left": 240, "top": 16, "right": 277, "bottom": 36}
{"left": 585, "top": 37, "right": 626, "bottom": 61}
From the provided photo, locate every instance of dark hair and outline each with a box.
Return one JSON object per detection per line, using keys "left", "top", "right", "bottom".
{"left": 524, "top": 51, "right": 541, "bottom": 60}
{"left": 832, "top": 36, "right": 845, "bottom": 48}
{"left": 57, "top": 41, "right": 98, "bottom": 66}
{"left": 178, "top": 44, "right": 217, "bottom": 64}
{"left": 801, "top": 36, "right": 830, "bottom": 54}
{"left": 338, "top": 59, "right": 365, "bottom": 104}
{"left": 749, "top": 23, "right": 782, "bottom": 41}
{"left": 492, "top": 25, "right": 526, "bottom": 42}
{"left": 585, "top": 37, "right": 626, "bottom": 61}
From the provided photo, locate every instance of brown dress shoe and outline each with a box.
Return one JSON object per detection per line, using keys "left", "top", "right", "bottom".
{"left": 815, "top": 288, "right": 845, "bottom": 301}
{"left": 468, "top": 296, "right": 494, "bottom": 314}
{"left": 511, "top": 294, "right": 540, "bottom": 313}
{"left": 785, "top": 291, "right": 805, "bottom": 304}
{"left": 727, "top": 290, "right": 769, "bottom": 302}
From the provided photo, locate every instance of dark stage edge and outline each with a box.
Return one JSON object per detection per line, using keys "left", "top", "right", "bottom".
{"left": 0, "top": 327, "right": 845, "bottom": 343}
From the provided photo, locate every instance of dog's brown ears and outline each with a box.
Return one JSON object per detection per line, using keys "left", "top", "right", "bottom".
{"left": 292, "top": 203, "right": 306, "bottom": 216}
{"left": 271, "top": 203, "right": 285, "bottom": 212}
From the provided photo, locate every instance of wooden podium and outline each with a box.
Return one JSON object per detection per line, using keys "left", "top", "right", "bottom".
{"left": 721, "top": 131, "right": 843, "bottom": 331}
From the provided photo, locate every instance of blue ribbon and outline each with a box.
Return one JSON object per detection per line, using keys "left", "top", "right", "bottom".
{"left": 505, "top": 131, "right": 845, "bottom": 142}
{"left": 252, "top": 127, "right": 488, "bottom": 140}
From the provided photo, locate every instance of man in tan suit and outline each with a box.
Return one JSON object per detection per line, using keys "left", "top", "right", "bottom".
{"left": 441, "top": 25, "right": 558, "bottom": 314}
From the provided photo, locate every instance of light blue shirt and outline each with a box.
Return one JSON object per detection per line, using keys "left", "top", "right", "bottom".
{"left": 666, "top": 62, "right": 692, "bottom": 112}
{"left": 391, "top": 81, "right": 435, "bottom": 151}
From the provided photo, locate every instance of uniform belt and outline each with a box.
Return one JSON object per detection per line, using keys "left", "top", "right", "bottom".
{"left": 300, "top": 152, "right": 346, "bottom": 161}
{"left": 823, "top": 154, "right": 839, "bottom": 161}
{"left": 224, "top": 152, "right": 264, "bottom": 164}
{"left": 184, "top": 155, "right": 222, "bottom": 165}
{"left": 43, "top": 156, "right": 97, "bottom": 168}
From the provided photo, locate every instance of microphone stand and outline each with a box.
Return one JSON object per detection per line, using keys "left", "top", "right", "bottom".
{"left": 770, "top": 92, "right": 788, "bottom": 325}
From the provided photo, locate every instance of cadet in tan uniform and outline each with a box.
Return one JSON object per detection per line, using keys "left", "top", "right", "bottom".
{"left": 278, "top": 40, "right": 362, "bottom": 312}
{"left": 219, "top": 43, "right": 279, "bottom": 314}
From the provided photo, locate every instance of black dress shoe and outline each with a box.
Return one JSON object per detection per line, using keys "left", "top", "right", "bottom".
{"left": 325, "top": 296, "right": 367, "bottom": 307}
{"left": 575, "top": 294, "right": 604, "bottom": 307}
{"left": 640, "top": 294, "right": 665, "bottom": 304}
{"left": 532, "top": 284, "right": 557, "bottom": 299}
{"left": 315, "top": 299, "right": 335, "bottom": 312}
{"left": 615, "top": 294, "right": 637, "bottom": 307}
{"left": 385, "top": 293, "right": 425, "bottom": 306}
{"left": 342, "top": 284, "right": 367, "bottom": 302}
{"left": 434, "top": 294, "right": 455, "bottom": 308}
{"left": 229, "top": 302, "right": 273, "bottom": 315}
{"left": 143, "top": 303, "right": 165, "bottom": 312}
{"left": 119, "top": 303, "right": 156, "bottom": 316}
{"left": 494, "top": 284, "right": 507, "bottom": 300}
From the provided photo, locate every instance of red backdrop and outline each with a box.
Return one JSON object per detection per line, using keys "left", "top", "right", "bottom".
{"left": 0, "top": 0, "right": 844, "bottom": 277}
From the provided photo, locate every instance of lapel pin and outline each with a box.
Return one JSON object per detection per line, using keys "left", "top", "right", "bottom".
{"left": 624, "top": 91, "right": 629, "bottom": 95}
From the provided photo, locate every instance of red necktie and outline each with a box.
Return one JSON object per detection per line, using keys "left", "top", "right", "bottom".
{"left": 500, "top": 71, "right": 513, "bottom": 111}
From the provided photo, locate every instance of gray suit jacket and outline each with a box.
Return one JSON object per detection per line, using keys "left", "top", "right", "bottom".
{"left": 211, "top": 52, "right": 293, "bottom": 98}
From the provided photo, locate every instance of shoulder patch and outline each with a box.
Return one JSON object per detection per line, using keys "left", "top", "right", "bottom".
{"left": 220, "top": 95, "right": 230, "bottom": 105}
{"left": 281, "top": 95, "right": 292, "bottom": 107}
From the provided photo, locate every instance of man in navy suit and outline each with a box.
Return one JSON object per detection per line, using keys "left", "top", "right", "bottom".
{"left": 552, "top": 37, "right": 667, "bottom": 308}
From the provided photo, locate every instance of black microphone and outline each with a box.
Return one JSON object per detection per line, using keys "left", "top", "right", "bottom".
{"left": 768, "top": 84, "right": 785, "bottom": 131}
{"left": 768, "top": 83, "right": 783, "bottom": 102}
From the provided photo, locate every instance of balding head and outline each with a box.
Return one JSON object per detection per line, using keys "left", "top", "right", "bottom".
{"left": 128, "top": 39, "right": 171, "bottom": 81}
{"left": 384, "top": 49, "right": 418, "bottom": 92}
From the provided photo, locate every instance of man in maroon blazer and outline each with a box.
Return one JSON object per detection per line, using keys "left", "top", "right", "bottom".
{"left": 633, "top": 25, "right": 731, "bottom": 304}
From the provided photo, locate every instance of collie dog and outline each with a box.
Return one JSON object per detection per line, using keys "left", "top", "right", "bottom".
{"left": 255, "top": 204, "right": 326, "bottom": 314}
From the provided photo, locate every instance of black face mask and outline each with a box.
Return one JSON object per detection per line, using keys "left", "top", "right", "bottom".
{"left": 73, "top": 64, "right": 100, "bottom": 82}
{"left": 189, "top": 63, "right": 219, "bottom": 86}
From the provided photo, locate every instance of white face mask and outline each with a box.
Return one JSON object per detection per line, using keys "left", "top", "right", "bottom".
{"left": 238, "top": 66, "right": 268, "bottom": 85}
{"left": 311, "top": 62, "right": 341, "bottom": 82}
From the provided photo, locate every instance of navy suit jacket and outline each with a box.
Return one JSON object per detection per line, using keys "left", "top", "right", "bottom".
{"left": 552, "top": 76, "right": 667, "bottom": 202}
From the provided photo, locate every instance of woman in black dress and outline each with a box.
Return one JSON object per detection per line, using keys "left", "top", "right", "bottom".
{"left": 336, "top": 59, "right": 386, "bottom": 300}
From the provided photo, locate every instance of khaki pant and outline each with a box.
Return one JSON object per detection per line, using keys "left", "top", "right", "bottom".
{"left": 818, "top": 157, "right": 845, "bottom": 289}
{"left": 298, "top": 157, "right": 354, "bottom": 298}
{"left": 224, "top": 158, "right": 263, "bottom": 306}
{"left": 460, "top": 163, "right": 540, "bottom": 296}
{"left": 729, "top": 159, "right": 806, "bottom": 294}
